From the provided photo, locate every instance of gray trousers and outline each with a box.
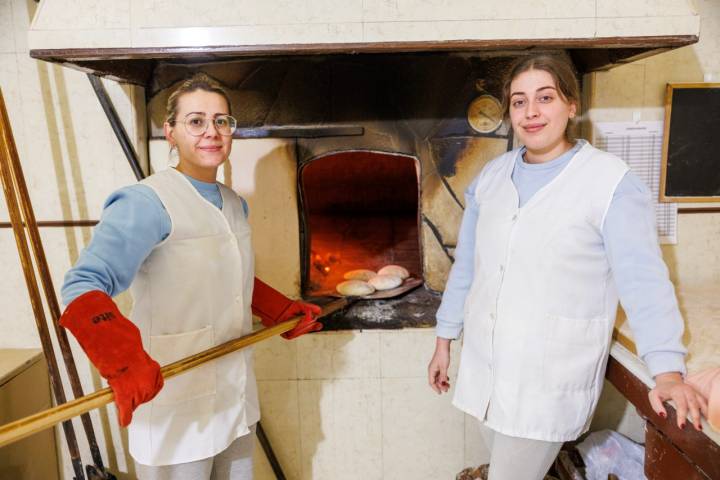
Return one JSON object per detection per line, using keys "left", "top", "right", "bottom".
{"left": 479, "top": 422, "right": 563, "bottom": 480}
{"left": 134, "top": 426, "right": 255, "bottom": 480}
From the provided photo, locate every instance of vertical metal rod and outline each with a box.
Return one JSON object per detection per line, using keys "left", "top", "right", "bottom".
{"left": 256, "top": 422, "right": 287, "bottom": 480}
{"left": 87, "top": 74, "right": 145, "bottom": 181}
{"left": 1, "top": 94, "right": 114, "bottom": 477}
{"left": 0, "top": 90, "right": 87, "bottom": 480}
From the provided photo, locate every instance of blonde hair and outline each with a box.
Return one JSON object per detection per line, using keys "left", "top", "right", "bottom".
{"left": 165, "top": 73, "right": 232, "bottom": 125}
{"left": 501, "top": 54, "right": 580, "bottom": 140}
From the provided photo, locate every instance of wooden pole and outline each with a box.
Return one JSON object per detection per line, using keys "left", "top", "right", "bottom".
{"left": 0, "top": 298, "right": 348, "bottom": 449}
{"left": 0, "top": 87, "right": 114, "bottom": 478}
{"left": 0, "top": 88, "right": 89, "bottom": 479}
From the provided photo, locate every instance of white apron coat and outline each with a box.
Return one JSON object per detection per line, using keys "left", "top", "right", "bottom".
{"left": 453, "top": 142, "right": 629, "bottom": 442}
{"left": 127, "top": 168, "right": 260, "bottom": 466}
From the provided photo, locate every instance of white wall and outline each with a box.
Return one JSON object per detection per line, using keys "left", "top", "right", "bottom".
{"left": 2, "top": 1, "right": 718, "bottom": 479}
{"left": 28, "top": 0, "right": 698, "bottom": 49}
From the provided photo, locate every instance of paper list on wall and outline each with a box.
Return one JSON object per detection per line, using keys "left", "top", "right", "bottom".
{"left": 595, "top": 121, "right": 677, "bottom": 244}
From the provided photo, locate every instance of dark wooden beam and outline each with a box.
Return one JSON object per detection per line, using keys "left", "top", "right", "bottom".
{"left": 30, "top": 35, "right": 698, "bottom": 86}
{"left": 644, "top": 422, "right": 711, "bottom": 480}
{"left": 606, "top": 355, "right": 720, "bottom": 479}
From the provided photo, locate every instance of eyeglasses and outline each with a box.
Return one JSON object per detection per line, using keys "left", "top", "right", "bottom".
{"left": 171, "top": 113, "right": 237, "bottom": 137}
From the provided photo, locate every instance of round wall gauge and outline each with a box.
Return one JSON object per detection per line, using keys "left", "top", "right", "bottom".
{"left": 467, "top": 94, "right": 503, "bottom": 133}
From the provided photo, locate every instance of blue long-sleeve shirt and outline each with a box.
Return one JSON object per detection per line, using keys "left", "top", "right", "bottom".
{"left": 61, "top": 171, "right": 247, "bottom": 305}
{"left": 436, "top": 141, "right": 686, "bottom": 377}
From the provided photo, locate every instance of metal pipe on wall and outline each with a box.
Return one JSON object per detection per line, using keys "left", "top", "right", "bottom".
{"left": 87, "top": 74, "right": 145, "bottom": 181}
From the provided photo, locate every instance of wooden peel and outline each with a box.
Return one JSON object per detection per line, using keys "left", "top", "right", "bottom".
{"left": 312, "top": 276, "right": 423, "bottom": 300}
{"left": 0, "top": 299, "right": 348, "bottom": 449}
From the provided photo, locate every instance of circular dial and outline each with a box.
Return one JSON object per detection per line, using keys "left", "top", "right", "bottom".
{"left": 467, "top": 94, "right": 503, "bottom": 133}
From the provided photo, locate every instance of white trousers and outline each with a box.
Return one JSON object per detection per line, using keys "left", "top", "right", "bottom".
{"left": 479, "top": 423, "right": 562, "bottom": 480}
{"left": 134, "top": 426, "right": 255, "bottom": 480}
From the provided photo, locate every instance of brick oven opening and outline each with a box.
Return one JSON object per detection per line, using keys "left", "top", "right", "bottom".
{"left": 300, "top": 150, "right": 421, "bottom": 297}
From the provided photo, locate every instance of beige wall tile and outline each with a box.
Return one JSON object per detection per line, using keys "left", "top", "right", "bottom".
{"left": 31, "top": 0, "right": 130, "bottom": 30}
{"left": 0, "top": 231, "right": 37, "bottom": 348}
{"left": 329, "top": 378, "right": 383, "bottom": 480}
{"left": 297, "top": 380, "right": 333, "bottom": 480}
{"left": 133, "top": 0, "right": 363, "bottom": 28}
{"left": 229, "top": 139, "right": 301, "bottom": 297}
{"left": 597, "top": 0, "right": 697, "bottom": 18}
{"left": 0, "top": 0, "right": 16, "bottom": 53}
{"left": 590, "top": 64, "right": 646, "bottom": 111}
{"left": 642, "top": 46, "right": 705, "bottom": 107}
{"left": 130, "top": 23, "right": 363, "bottom": 49}
{"left": 362, "top": 18, "right": 596, "bottom": 43}
{"left": 15, "top": 57, "right": 138, "bottom": 223}
{"left": 297, "top": 331, "right": 381, "bottom": 380}
{"left": 662, "top": 213, "right": 720, "bottom": 288}
{"left": 382, "top": 377, "right": 464, "bottom": 479}
{"left": 596, "top": 15, "right": 700, "bottom": 37}
{"left": 256, "top": 380, "right": 302, "bottom": 479}
{"left": 298, "top": 378, "right": 382, "bottom": 480}
{"left": 361, "top": 0, "right": 594, "bottom": 22}
{"left": 380, "top": 328, "right": 460, "bottom": 378}
{"left": 11, "top": 0, "right": 37, "bottom": 53}
{"left": 254, "top": 334, "right": 298, "bottom": 381}
{"left": 28, "top": 29, "right": 132, "bottom": 50}
{"left": 695, "top": 3, "right": 720, "bottom": 75}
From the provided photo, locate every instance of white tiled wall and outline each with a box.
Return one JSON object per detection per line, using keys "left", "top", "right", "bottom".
{"left": 2, "top": 1, "right": 719, "bottom": 479}
{"left": 28, "top": 0, "right": 699, "bottom": 50}
{"left": 253, "top": 330, "right": 481, "bottom": 480}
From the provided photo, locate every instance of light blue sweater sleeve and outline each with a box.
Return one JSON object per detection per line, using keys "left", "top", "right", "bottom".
{"left": 602, "top": 172, "right": 687, "bottom": 377}
{"left": 61, "top": 185, "right": 171, "bottom": 306}
{"left": 434, "top": 178, "right": 479, "bottom": 339}
{"left": 61, "top": 173, "right": 244, "bottom": 306}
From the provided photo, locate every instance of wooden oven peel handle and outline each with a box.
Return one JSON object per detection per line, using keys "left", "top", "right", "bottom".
{"left": 0, "top": 298, "right": 348, "bottom": 449}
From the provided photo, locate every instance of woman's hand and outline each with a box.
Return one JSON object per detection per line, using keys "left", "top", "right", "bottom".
{"left": 428, "top": 337, "right": 452, "bottom": 394}
{"left": 649, "top": 372, "right": 709, "bottom": 431}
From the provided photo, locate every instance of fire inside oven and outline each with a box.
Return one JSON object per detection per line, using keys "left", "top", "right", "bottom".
{"left": 300, "top": 150, "right": 421, "bottom": 297}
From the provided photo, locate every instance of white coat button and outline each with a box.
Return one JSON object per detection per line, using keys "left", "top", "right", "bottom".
{"left": 511, "top": 214, "right": 518, "bottom": 221}
{"left": 490, "top": 313, "right": 496, "bottom": 320}
{"left": 499, "top": 265, "right": 504, "bottom": 272}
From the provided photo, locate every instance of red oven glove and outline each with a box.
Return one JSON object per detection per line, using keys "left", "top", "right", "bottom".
{"left": 59, "top": 290, "right": 163, "bottom": 427}
{"left": 252, "top": 278, "right": 323, "bottom": 339}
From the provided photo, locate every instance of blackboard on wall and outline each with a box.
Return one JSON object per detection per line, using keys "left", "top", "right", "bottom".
{"left": 660, "top": 83, "right": 720, "bottom": 202}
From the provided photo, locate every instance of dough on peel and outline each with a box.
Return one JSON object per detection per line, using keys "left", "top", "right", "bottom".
{"left": 343, "top": 269, "right": 377, "bottom": 281}
{"left": 378, "top": 265, "right": 409, "bottom": 280}
{"left": 336, "top": 280, "right": 376, "bottom": 296}
{"left": 368, "top": 274, "right": 402, "bottom": 291}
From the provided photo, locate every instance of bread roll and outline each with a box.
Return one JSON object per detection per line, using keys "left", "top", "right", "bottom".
{"left": 368, "top": 274, "right": 402, "bottom": 291}
{"left": 336, "top": 280, "right": 376, "bottom": 297}
{"left": 343, "top": 269, "right": 377, "bottom": 281}
{"left": 377, "top": 265, "right": 409, "bottom": 280}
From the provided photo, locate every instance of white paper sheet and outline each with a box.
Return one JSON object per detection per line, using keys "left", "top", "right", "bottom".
{"left": 594, "top": 121, "right": 677, "bottom": 244}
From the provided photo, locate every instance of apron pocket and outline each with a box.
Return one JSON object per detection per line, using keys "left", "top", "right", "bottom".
{"left": 542, "top": 314, "right": 607, "bottom": 392}
{"left": 150, "top": 325, "right": 217, "bottom": 405}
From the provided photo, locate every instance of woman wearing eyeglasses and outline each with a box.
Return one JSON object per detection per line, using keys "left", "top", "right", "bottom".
{"left": 58, "top": 73, "right": 321, "bottom": 479}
